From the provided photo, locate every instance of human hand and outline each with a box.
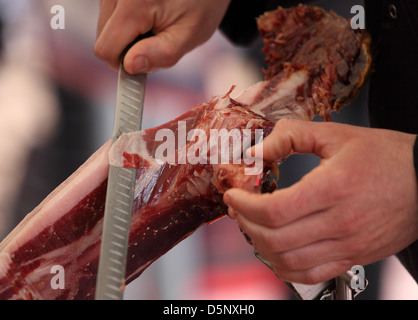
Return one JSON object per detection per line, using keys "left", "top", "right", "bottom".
{"left": 223, "top": 119, "right": 418, "bottom": 284}
{"left": 95, "top": 0, "right": 231, "bottom": 74}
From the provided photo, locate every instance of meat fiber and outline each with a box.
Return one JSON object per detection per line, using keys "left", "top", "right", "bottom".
{"left": 0, "top": 5, "right": 371, "bottom": 299}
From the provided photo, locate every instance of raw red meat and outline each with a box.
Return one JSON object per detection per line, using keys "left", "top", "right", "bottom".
{"left": 0, "top": 5, "right": 371, "bottom": 299}
{"left": 253, "top": 4, "right": 371, "bottom": 122}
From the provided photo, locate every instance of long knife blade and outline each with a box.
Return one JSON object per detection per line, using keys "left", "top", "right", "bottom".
{"left": 95, "top": 64, "right": 146, "bottom": 300}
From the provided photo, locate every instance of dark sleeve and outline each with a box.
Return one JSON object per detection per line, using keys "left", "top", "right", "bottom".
{"left": 365, "top": 0, "right": 418, "bottom": 283}
{"left": 219, "top": 0, "right": 303, "bottom": 45}
{"left": 219, "top": 0, "right": 275, "bottom": 45}
{"left": 365, "top": 0, "right": 418, "bottom": 134}
{"left": 399, "top": 137, "right": 418, "bottom": 283}
{"left": 396, "top": 135, "right": 417, "bottom": 282}
{"left": 397, "top": 241, "right": 418, "bottom": 283}
{"left": 415, "top": 136, "right": 418, "bottom": 181}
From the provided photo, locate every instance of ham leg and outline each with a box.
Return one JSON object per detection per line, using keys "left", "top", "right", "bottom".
{"left": 0, "top": 5, "right": 371, "bottom": 299}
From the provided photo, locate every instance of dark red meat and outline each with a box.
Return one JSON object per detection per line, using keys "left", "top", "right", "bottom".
{"left": 0, "top": 5, "right": 371, "bottom": 299}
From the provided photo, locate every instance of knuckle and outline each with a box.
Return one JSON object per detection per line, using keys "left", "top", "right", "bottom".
{"left": 276, "top": 118, "right": 303, "bottom": 141}
{"left": 93, "top": 42, "right": 105, "bottom": 59}
{"left": 94, "top": 43, "right": 119, "bottom": 70}
{"left": 277, "top": 118, "right": 298, "bottom": 130}
{"left": 94, "top": 42, "right": 112, "bottom": 63}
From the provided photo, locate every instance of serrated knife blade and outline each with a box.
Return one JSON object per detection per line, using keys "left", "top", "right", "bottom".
{"left": 95, "top": 64, "right": 146, "bottom": 300}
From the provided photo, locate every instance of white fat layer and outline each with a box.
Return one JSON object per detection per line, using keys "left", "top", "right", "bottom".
{"left": 109, "top": 132, "right": 166, "bottom": 204}
{"left": 233, "top": 81, "right": 267, "bottom": 106}
{"left": 109, "top": 131, "right": 162, "bottom": 167}
{"left": 214, "top": 94, "right": 232, "bottom": 110}
{"left": 0, "top": 141, "right": 111, "bottom": 254}
{"left": 251, "top": 70, "right": 309, "bottom": 117}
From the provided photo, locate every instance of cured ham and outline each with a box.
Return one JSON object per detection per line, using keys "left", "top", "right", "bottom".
{"left": 0, "top": 5, "right": 371, "bottom": 299}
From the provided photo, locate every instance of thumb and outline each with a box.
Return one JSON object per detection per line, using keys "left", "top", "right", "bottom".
{"left": 123, "top": 26, "right": 200, "bottom": 74}
{"left": 251, "top": 118, "right": 346, "bottom": 163}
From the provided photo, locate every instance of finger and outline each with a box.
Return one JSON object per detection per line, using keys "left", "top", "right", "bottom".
{"left": 123, "top": 24, "right": 199, "bottom": 74}
{"left": 224, "top": 165, "right": 337, "bottom": 228}
{"left": 224, "top": 190, "right": 273, "bottom": 220}
{"left": 94, "top": 3, "right": 153, "bottom": 70}
{"left": 272, "top": 258, "right": 352, "bottom": 285}
{"left": 249, "top": 119, "right": 347, "bottom": 163}
{"left": 234, "top": 213, "right": 353, "bottom": 284}
{"left": 258, "top": 239, "right": 348, "bottom": 273}
{"left": 234, "top": 208, "right": 343, "bottom": 254}
{"left": 96, "top": 0, "right": 117, "bottom": 38}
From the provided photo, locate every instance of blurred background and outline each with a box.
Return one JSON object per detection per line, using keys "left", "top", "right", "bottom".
{"left": 0, "top": 0, "right": 416, "bottom": 299}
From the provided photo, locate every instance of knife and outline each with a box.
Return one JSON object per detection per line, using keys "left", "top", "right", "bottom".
{"left": 95, "top": 39, "right": 147, "bottom": 300}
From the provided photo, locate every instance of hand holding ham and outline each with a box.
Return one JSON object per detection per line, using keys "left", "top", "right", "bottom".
{"left": 223, "top": 119, "right": 418, "bottom": 284}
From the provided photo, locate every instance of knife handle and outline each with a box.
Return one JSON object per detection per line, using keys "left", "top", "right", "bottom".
{"left": 120, "top": 31, "right": 154, "bottom": 62}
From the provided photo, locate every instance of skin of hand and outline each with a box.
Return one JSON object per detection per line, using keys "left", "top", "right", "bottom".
{"left": 95, "top": 0, "right": 231, "bottom": 74}
{"left": 223, "top": 118, "right": 418, "bottom": 285}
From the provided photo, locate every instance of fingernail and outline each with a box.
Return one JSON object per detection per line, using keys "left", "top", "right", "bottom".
{"left": 224, "top": 191, "right": 237, "bottom": 218}
{"left": 223, "top": 190, "right": 234, "bottom": 206}
{"left": 133, "top": 55, "right": 149, "bottom": 73}
{"left": 228, "top": 207, "right": 237, "bottom": 219}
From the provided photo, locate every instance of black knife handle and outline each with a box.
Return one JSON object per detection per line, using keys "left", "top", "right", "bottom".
{"left": 120, "top": 31, "right": 153, "bottom": 62}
